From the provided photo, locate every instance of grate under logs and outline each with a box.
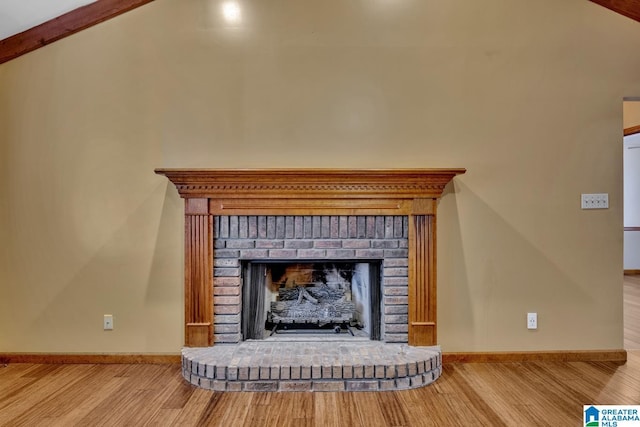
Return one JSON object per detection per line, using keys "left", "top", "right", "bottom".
{"left": 267, "top": 284, "right": 357, "bottom": 335}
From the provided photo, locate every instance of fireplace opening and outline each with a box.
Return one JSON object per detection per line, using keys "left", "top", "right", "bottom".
{"left": 242, "top": 261, "right": 382, "bottom": 340}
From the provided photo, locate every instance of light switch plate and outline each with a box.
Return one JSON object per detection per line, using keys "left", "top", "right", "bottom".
{"left": 581, "top": 193, "right": 608, "bottom": 209}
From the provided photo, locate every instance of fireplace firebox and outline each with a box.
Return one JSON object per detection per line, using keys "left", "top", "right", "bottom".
{"left": 242, "top": 261, "right": 382, "bottom": 340}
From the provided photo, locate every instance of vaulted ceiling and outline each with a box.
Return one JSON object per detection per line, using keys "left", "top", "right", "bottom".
{"left": 0, "top": 0, "right": 638, "bottom": 65}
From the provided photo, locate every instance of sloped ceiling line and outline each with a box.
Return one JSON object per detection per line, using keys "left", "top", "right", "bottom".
{"left": 0, "top": 0, "right": 154, "bottom": 65}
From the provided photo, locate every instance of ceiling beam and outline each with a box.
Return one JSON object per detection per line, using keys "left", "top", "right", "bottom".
{"left": 0, "top": 0, "right": 154, "bottom": 65}
{"left": 589, "top": 0, "right": 640, "bottom": 23}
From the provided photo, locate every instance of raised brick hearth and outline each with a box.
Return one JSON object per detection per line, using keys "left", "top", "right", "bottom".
{"left": 183, "top": 342, "right": 441, "bottom": 392}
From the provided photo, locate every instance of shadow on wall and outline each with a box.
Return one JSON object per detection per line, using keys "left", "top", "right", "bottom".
{"left": 144, "top": 183, "right": 184, "bottom": 345}
{"left": 437, "top": 179, "right": 615, "bottom": 352}
{"left": 25, "top": 181, "right": 183, "bottom": 353}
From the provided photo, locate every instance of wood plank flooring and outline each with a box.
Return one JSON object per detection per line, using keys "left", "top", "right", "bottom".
{"left": 0, "top": 276, "right": 638, "bottom": 426}
{"left": 1, "top": 353, "right": 640, "bottom": 426}
{"left": 625, "top": 274, "right": 640, "bottom": 349}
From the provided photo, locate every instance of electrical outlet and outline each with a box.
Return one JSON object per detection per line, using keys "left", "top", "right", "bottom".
{"left": 581, "top": 193, "right": 609, "bottom": 209}
{"left": 103, "top": 314, "right": 113, "bottom": 330}
{"left": 527, "top": 312, "right": 537, "bottom": 330}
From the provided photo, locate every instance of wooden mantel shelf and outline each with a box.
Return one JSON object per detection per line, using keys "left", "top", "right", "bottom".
{"left": 155, "top": 168, "right": 466, "bottom": 215}
{"left": 155, "top": 168, "right": 465, "bottom": 196}
{"left": 156, "top": 168, "right": 466, "bottom": 347}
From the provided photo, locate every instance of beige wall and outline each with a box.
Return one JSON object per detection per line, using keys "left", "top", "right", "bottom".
{"left": 1, "top": 0, "right": 640, "bottom": 353}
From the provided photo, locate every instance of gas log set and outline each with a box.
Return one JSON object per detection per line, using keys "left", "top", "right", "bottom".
{"left": 267, "top": 264, "right": 358, "bottom": 335}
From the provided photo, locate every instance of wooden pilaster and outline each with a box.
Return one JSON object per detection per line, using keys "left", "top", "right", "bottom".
{"left": 408, "top": 214, "right": 437, "bottom": 346}
{"left": 184, "top": 199, "right": 213, "bottom": 347}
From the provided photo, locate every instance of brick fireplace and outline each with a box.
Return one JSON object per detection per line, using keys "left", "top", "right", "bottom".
{"left": 156, "top": 169, "right": 465, "bottom": 348}
{"left": 215, "top": 215, "right": 408, "bottom": 343}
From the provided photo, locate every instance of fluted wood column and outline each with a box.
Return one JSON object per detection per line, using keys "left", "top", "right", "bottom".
{"left": 184, "top": 199, "right": 213, "bottom": 347}
{"left": 408, "top": 214, "right": 436, "bottom": 346}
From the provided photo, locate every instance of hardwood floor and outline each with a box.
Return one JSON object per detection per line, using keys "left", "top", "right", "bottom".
{"left": 0, "top": 276, "right": 638, "bottom": 426}
{"left": 625, "top": 274, "right": 640, "bottom": 349}
{"left": 1, "top": 353, "right": 640, "bottom": 426}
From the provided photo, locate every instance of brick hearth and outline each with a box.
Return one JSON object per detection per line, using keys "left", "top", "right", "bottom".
{"left": 183, "top": 342, "right": 441, "bottom": 392}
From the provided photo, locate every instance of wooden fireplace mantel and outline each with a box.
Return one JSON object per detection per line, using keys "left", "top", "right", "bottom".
{"left": 155, "top": 168, "right": 465, "bottom": 347}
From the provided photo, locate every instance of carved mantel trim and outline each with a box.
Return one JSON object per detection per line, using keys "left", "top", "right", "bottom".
{"left": 155, "top": 168, "right": 463, "bottom": 197}
{"left": 156, "top": 168, "right": 465, "bottom": 347}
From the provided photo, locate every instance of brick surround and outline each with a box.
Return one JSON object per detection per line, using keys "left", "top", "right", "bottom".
{"left": 213, "top": 215, "right": 410, "bottom": 344}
